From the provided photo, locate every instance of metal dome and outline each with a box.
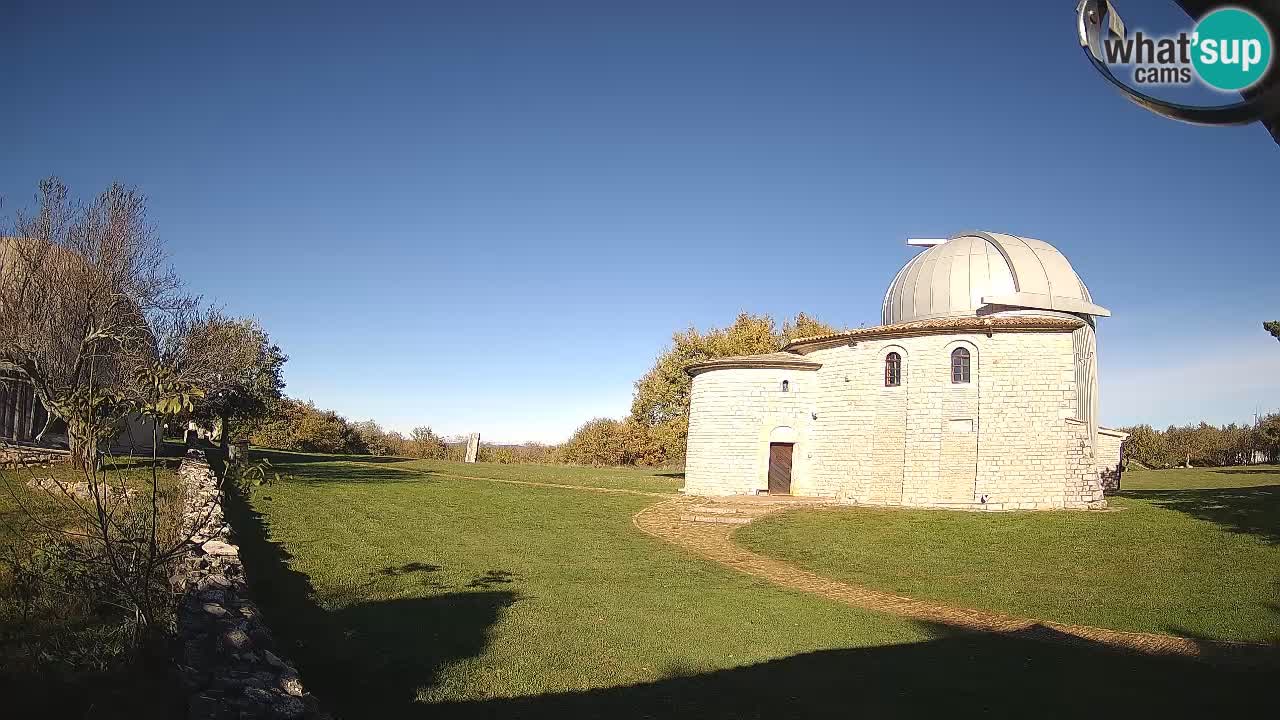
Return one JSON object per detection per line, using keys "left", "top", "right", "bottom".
{"left": 881, "top": 231, "right": 1110, "bottom": 326}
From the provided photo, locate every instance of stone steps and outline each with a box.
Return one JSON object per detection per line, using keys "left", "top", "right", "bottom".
{"left": 678, "top": 513, "right": 754, "bottom": 525}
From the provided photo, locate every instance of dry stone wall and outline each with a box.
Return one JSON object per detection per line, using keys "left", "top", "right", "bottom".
{"left": 171, "top": 452, "right": 329, "bottom": 720}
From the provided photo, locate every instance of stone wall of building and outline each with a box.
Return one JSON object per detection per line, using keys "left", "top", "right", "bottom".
{"left": 172, "top": 452, "right": 329, "bottom": 720}
{"left": 685, "top": 367, "right": 816, "bottom": 495}
{"left": 683, "top": 329, "right": 1108, "bottom": 510}
{"left": 1096, "top": 427, "right": 1127, "bottom": 491}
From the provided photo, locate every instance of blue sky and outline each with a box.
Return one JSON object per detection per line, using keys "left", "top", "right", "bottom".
{"left": 4, "top": 0, "right": 1277, "bottom": 442}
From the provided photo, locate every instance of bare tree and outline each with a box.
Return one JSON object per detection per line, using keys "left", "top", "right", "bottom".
{"left": 0, "top": 178, "right": 273, "bottom": 656}
{"left": 1, "top": 177, "right": 187, "bottom": 460}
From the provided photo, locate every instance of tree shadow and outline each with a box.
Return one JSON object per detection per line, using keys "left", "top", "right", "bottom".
{"left": 427, "top": 623, "right": 1274, "bottom": 719}
{"left": 269, "top": 463, "right": 439, "bottom": 485}
{"left": 1114, "top": 485, "right": 1280, "bottom": 545}
{"left": 226, "top": 478, "right": 1275, "bottom": 719}
{"left": 223, "top": 485, "right": 516, "bottom": 715}
{"left": 655, "top": 471, "right": 685, "bottom": 480}
{"left": 467, "top": 570, "right": 516, "bottom": 588}
{"left": 249, "top": 448, "right": 416, "bottom": 466}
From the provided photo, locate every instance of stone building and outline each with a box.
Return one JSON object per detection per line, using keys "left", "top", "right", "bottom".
{"left": 683, "top": 232, "right": 1126, "bottom": 510}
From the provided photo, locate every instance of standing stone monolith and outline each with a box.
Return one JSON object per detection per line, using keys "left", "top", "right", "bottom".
{"left": 464, "top": 433, "right": 480, "bottom": 463}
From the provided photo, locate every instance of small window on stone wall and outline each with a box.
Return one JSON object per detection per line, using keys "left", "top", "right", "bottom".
{"left": 781, "top": 380, "right": 790, "bottom": 392}
{"left": 884, "top": 352, "right": 901, "bottom": 387}
{"left": 951, "top": 347, "right": 971, "bottom": 384}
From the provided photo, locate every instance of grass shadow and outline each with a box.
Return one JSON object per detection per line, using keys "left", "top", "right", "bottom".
{"left": 223, "top": 484, "right": 515, "bottom": 716}
{"left": 426, "top": 623, "right": 1272, "bottom": 719}
{"left": 251, "top": 448, "right": 416, "bottom": 466}
{"left": 1115, "top": 485, "right": 1280, "bottom": 545}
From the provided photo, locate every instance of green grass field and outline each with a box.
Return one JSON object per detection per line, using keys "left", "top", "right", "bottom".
{"left": 737, "top": 465, "right": 1280, "bottom": 644}
{"left": 236, "top": 452, "right": 1272, "bottom": 718}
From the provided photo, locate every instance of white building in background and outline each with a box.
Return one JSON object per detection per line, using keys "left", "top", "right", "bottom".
{"left": 683, "top": 231, "right": 1126, "bottom": 511}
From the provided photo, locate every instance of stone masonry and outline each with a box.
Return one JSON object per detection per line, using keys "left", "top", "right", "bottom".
{"left": 171, "top": 451, "right": 330, "bottom": 720}
{"left": 685, "top": 328, "right": 1110, "bottom": 510}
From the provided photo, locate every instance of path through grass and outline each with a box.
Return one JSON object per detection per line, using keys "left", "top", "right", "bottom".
{"left": 239, "top": 452, "right": 1271, "bottom": 718}
{"left": 737, "top": 466, "right": 1280, "bottom": 644}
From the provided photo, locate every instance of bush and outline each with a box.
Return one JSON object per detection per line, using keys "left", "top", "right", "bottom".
{"left": 244, "top": 398, "right": 369, "bottom": 454}
{"left": 404, "top": 426, "right": 448, "bottom": 460}
{"left": 560, "top": 418, "right": 664, "bottom": 467}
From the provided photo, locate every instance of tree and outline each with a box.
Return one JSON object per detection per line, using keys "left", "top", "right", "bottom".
{"left": 561, "top": 418, "right": 630, "bottom": 466}
{"left": 628, "top": 312, "right": 837, "bottom": 464}
{"left": 352, "top": 420, "right": 407, "bottom": 456}
{"left": 405, "top": 426, "right": 448, "bottom": 459}
{"left": 188, "top": 317, "right": 287, "bottom": 452}
{"left": 1119, "top": 424, "right": 1171, "bottom": 469}
{"left": 1, "top": 180, "right": 187, "bottom": 455}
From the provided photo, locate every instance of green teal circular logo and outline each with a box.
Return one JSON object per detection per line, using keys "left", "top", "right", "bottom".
{"left": 1191, "top": 7, "right": 1273, "bottom": 91}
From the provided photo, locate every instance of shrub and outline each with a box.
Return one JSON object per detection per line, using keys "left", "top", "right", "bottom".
{"left": 560, "top": 418, "right": 664, "bottom": 467}
{"left": 404, "top": 426, "right": 448, "bottom": 459}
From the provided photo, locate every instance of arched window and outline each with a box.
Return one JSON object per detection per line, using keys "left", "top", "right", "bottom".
{"left": 951, "top": 347, "right": 971, "bottom": 384}
{"left": 884, "top": 352, "right": 901, "bottom": 387}
{"left": 781, "top": 380, "right": 790, "bottom": 392}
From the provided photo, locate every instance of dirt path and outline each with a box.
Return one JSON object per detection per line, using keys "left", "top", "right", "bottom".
{"left": 633, "top": 496, "right": 1278, "bottom": 667}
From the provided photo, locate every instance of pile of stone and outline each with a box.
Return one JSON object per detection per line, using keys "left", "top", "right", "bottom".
{"left": 171, "top": 451, "right": 330, "bottom": 720}
{"left": 26, "top": 475, "right": 137, "bottom": 501}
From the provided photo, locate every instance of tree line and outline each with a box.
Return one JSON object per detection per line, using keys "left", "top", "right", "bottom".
{"left": 229, "top": 311, "right": 839, "bottom": 467}
{"left": 1120, "top": 416, "right": 1280, "bottom": 469}
{"left": 245, "top": 315, "right": 1280, "bottom": 470}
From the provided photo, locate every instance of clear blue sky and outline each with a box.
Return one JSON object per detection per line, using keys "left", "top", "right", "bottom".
{"left": 4, "top": 0, "right": 1277, "bottom": 442}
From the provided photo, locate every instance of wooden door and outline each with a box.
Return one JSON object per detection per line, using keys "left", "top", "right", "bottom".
{"left": 768, "top": 443, "right": 794, "bottom": 495}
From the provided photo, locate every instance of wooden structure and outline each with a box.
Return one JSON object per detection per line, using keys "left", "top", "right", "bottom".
{"left": 0, "top": 371, "right": 40, "bottom": 443}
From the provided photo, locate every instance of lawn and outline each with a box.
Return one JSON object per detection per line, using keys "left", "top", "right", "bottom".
{"left": 251, "top": 448, "right": 684, "bottom": 495}
{"left": 737, "top": 465, "right": 1280, "bottom": 644}
{"left": 239, "top": 452, "right": 1271, "bottom": 718}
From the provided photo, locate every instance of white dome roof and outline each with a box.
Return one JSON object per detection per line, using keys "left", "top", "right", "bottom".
{"left": 881, "top": 232, "right": 1109, "bottom": 325}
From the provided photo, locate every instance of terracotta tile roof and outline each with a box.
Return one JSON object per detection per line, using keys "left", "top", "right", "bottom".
{"left": 784, "top": 315, "right": 1085, "bottom": 353}
{"left": 686, "top": 351, "right": 822, "bottom": 376}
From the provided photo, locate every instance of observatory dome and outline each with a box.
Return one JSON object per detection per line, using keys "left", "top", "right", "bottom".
{"left": 881, "top": 231, "right": 1109, "bottom": 326}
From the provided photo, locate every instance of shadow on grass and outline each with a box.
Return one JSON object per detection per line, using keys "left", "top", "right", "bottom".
{"left": 1116, "top": 485, "right": 1280, "bottom": 545}
{"left": 223, "top": 483, "right": 515, "bottom": 715}
{"left": 655, "top": 471, "right": 685, "bottom": 480}
{"left": 250, "top": 448, "right": 416, "bottom": 466}
{"left": 429, "top": 629, "right": 1272, "bottom": 719}
{"left": 226, "top": 482, "right": 1276, "bottom": 719}
{"left": 268, "top": 463, "right": 438, "bottom": 485}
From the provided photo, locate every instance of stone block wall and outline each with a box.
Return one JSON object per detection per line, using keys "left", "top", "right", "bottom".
{"left": 684, "top": 328, "right": 1109, "bottom": 510}
{"left": 1096, "top": 427, "right": 1127, "bottom": 491}
{"left": 685, "top": 367, "right": 815, "bottom": 495}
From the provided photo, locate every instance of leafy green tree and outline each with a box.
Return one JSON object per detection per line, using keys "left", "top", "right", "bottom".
{"left": 1119, "top": 424, "right": 1170, "bottom": 468}
{"left": 561, "top": 418, "right": 631, "bottom": 466}
{"left": 405, "top": 426, "right": 448, "bottom": 459}
{"left": 1265, "top": 321, "right": 1280, "bottom": 343}
{"left": 352, "top": 420, "right": 406, "bottom": 456}
{"left": 190, "top": 318, "right": 287, "bottom": 452}
{"left": 628, "top": 312, "right": 837, "bottom": 464}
